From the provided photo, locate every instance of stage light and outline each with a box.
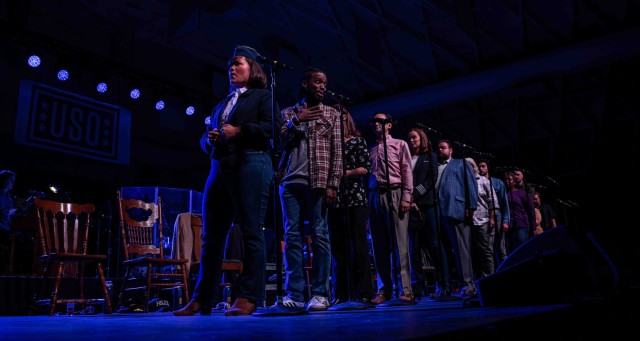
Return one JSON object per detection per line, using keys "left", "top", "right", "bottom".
{"left": 185, "top": 105, "right": 195, "bottom": 116}
{"left": 48, "top": 184, "right": 59, "bottom": 194}
{"left": 96, "top": 82, "right": 108, "bottom": 93}
{"left": 57, "top": 69, "right": 70, "bottom": 81}
{"left": 155, "top": 100, "right": 165, "bottom": 110}
{"left": 28, "top": 55, "right": 41, "bottom": 68}
{"left": 130, "top": 88, "right": 141, "bottom": 99}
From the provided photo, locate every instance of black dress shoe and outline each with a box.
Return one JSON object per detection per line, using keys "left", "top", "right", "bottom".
{"left": 173, "top": 300, "right": 212, "bottom": 316}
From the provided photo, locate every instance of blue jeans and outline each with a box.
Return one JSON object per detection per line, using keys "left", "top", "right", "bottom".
{"left": 279, "top": 185, "right": 331, "bottom": 301}
{"left": 193, "top": 150, "right": 272, "bottom": 304}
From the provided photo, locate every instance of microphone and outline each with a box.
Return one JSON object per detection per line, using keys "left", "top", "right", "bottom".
{"left": 369, "top": 117, "right": 394, "bottom": 125}
{"left": 257, "top": 55, "right": 294, "bottom": 70}
{"left": 415, "top": 122, "right": 440, "bottom": 135}
{"left": 452, "top": 140, "right": 475, "bottom": 150}
{"left": 325, "top": 90, "right": 352, "bottom": 103}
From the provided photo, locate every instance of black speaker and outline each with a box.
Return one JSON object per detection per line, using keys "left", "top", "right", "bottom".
{"left": 476, "top": 226, "right": 617, "bottom": 307}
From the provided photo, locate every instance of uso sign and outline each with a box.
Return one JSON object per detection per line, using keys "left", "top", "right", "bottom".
{"left": 15, "top": 80, "right": 131, "bottom": 165}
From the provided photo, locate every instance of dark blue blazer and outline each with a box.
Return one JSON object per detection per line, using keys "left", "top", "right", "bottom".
{"left": 412, "top": 151, "right": 438, "bottom": 206}
{"left": 200, "top": 88, "right": 280, "bottom": 160}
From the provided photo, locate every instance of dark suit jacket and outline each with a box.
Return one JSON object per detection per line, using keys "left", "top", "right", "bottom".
{"left": 412, "top": 151, "right": 438, "bottom": 206}
{"left": 200, "top": 88, "right": 280, "bottom": 160}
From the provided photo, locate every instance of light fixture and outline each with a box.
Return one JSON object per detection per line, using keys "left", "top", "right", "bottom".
{"left": 96, "top": 81, "right": 108, "bottom": 93}
{"left": 185, "top": 105, "right": 195, "bottom": 116}
{"left": 130, "top": 88, "right": 141, "bottom": 99}
{"left": 57, "top": 69, "right": 70, "bottom": 81}
{"left": 27, "top": 55, "right": 42, "bottom": 68}
{"left": 155, "top": 100, "right": 165, "bottom": 110}
{"left": 48, "top": 184, "right": 59, "bottom": 194}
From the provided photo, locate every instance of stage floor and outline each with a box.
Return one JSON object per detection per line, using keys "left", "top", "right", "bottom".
{"left": 1, "top": 290, "right": 637, "bottom": 341}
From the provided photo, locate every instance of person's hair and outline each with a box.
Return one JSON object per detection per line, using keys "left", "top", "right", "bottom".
{"left": 334, "top": 105, "right": 361, "bottom": 138}
{"left": 477, "top": 159, "right": 490, "bottom": 169}
{"left": 299, "top": 67, "right": 326, "bottom": 100}
{"left": 465, "top": 157, "right": 478, "bottom": 174}
{"left": 503, "top": 171, "right": 516, "bottom": 187}
{"left": 408, "top": 128, "right": 429, "bottom": 155}
{"left": 373, "top": 112, "right": 394, "bottom": 131}
{"left": 437, "top": 139, "right": 452, "bottom": 148}
{"left": 228, "top": 55, "right": 267, "bottom": 89}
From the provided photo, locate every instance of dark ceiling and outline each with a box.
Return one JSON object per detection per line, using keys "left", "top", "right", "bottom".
{"left": 6, "top": 0, "right": 638, "bottom": 105}
{"left": 2, "top": 0, "right": 640, "bottom": 217}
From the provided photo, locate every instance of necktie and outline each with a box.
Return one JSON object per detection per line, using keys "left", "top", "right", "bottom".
{"left": 221, "top": 89, "right": 240, "bottom": 123}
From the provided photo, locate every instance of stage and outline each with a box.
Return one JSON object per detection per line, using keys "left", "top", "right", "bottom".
{"left": 1, "top": 284, "right": 637, "bottom": 340}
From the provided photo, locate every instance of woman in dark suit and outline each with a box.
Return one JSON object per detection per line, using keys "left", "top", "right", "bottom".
{"left": 175, "top": 45, "right": 278, "bottom": 316}
{"left": 407, "top": 128, "right": 452, "bottom": 299}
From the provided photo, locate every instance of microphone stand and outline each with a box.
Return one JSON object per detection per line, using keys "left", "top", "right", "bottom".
{"left": 253, "top": 66, "right": 307, "bottom": 317}
{"left": 329, "top": 101, "right": 374, "bottom": 311}
{"left": 378, "top": 122, "right": 416, "bottom": 307}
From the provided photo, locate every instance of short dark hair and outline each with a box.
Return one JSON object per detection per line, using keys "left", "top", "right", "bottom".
{"left": 299, "top": 67, "right": 326, "bottom": 100}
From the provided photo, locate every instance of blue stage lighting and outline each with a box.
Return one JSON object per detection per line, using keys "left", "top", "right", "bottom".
{"left": 57, "top": 69, "right": 69, "bottom": 81}
{"left": 130, "top": 88, "right": 141, "bottom": 99}
{"left": 97, "top": 82, "right": 108, "bottom": 93}
{"left": 28, "top": 55, "right": 41, "bottom": 68}
{"left": 155, "top": 100, "right": 165, "bottom": 110}
{"left": 186, "top": 106, "right": 195, "bottom": 116}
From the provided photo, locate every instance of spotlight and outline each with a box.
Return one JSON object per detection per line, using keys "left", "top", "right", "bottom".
{"left": 96, "top": 82, "right": 108, "bottom": 93}
{"left": 57, "top": 69, "right": 70, "bottom": 81}
{"left": 130, "top": 88, "right": 141, "bottom": 99}
{"left": 27, "top": 55, "right": 41, "bottom": 68}
{"left": 185, "top": 105, "right": 195, "bottom": 116}
{"left": 155, "top": 100, "right": 165, "bottom": 110}
{"left": 48, "top": 184, "right": 59, "bottom": 194}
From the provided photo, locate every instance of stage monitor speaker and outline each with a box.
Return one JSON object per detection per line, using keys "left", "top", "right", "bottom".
{"left": 476, "top": 225, "right": 618, "bottom": 307}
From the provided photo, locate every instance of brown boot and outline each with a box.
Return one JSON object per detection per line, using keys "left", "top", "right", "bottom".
{"left": 224, "top": 297, "right": 256, "bottom": 316}
{"left": 371, "top": 293, "right": 387, "bottom": 305}
{"left": 173, "top": 300, "right": 211, "bottom": 316}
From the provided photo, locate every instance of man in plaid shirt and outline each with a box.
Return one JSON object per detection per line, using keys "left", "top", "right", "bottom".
{"left": 277, "top": 67, "right": 342, "bottom": 311}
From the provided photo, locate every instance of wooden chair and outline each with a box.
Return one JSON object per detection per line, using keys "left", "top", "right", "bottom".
{"left": 30, "top": 198, "right": 113, "bottom": 316}
{"left": 116, "top": 191, "right": 189, "bottom": 312}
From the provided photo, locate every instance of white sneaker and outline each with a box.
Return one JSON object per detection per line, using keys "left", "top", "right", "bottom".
{"left": 281, "top": 295, "right": 305, "bottom": 309}
{"left": 307, "top": 296, "right": 329, "bottom": 311}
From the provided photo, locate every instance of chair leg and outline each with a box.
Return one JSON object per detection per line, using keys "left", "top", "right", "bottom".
{"left": 97, "top": 263, "right": 113, "bottom": 314}
{"left": 49, "top": 261, "right": 65, "bottom": 316}
{"left": 145, "top": 262, "right": 153, "bottom": 313}
{"left": 180, "top": 264, "right": 190, "bottom": 303}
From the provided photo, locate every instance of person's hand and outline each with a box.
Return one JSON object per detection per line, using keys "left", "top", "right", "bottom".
{"left": 220, "top": 124, "right": 241, "bottom": 139}
{"left": 410, "top": 203, "right": 419, "bottom": 212}
{"left": 502, "top": 223, "right": 509, "bottom": 232}
{"left": 296, "top": 105, "right": 323, "bottom": 122}
{"left": 208, "top": 128, "right": 222, "bottom": 145}
{"left": 324, "top": 187, "right": 337, "bottom": 207}
{"left": 400, "top": 200, "right": 411, "bottom": 214}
